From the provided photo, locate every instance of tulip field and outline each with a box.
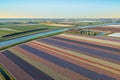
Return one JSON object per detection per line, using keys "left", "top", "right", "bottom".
{"left": 0, "top": 34, "right": 120, "bottom": 80}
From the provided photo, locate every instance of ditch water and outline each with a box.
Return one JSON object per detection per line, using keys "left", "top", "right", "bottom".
{"left": 96, "top": 32, "right": 107, "bottom": 36}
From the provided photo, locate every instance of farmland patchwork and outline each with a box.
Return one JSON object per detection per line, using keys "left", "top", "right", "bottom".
{"left": 0, "top": 34, "right": 120, "bottom": 80}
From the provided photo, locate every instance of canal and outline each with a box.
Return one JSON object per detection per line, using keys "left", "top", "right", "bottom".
{"left": 0, "top": 28, "right": 68, "bottom": 48}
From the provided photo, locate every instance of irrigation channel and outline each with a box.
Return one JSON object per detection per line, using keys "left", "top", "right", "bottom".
{"left": 0, "top": 23, "right": 114, "bottom": 48}
{"left": 0, "top": 29, "right": 68, "bottom": 48}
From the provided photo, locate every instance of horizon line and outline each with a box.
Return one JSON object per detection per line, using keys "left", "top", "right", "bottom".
{"left": 0, "top": 17, "right": 120, "bottom": 19}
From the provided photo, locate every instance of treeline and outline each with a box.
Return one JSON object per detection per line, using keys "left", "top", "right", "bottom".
{"left": 2, "top": 28, "right": 48, "bottom": 37}
{"left": 65, "top": 28, "right": 98, "bottom": 36}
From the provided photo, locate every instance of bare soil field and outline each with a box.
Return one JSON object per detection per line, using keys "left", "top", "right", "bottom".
{"left": 90, "top": 26, "right": 120, "bottom": 32}
{"left": 44, "top": 23, "right": 74, "bottom": 27}
{"left": 0, "top": 28, "right": 19, "bottom": 32}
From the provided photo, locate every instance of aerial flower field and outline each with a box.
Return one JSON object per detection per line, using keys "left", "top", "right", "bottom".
{"left": 0, "top": 34, "right": 120, "bottom": 80}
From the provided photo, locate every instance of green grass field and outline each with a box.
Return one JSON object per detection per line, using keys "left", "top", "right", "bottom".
{"left": 0, "top": 30, "right": 15, "bottom": 36}
{"left": 0, "top": 24, "right": 60, "bottom": 35}
{"left": 0, "top": 23, "right": 63, "bottom": 41}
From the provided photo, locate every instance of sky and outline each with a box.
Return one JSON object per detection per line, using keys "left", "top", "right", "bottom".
{"left": 0, "top": 0, "right": 120, "bottom": 18}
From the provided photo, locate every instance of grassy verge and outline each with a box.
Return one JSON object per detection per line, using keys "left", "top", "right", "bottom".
{"left": 0, "top": 73, "right": 6, "bottom": 80}
{"left": 0, "top": 32, "right": 63, "bottom": 51}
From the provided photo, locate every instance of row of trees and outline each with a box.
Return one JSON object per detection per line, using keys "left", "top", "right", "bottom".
{"left": 66, "top": 28, "right": 98, "bottom": 36}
